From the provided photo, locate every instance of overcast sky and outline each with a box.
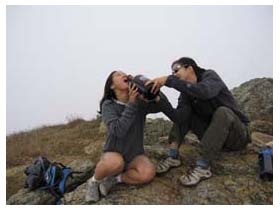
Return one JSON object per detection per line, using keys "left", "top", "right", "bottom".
{"left": 6, "top": 5, "right": 272, "bottom": 134}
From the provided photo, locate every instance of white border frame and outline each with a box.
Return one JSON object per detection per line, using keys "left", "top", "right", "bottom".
{"left": 1, "top": 0, "right": 278, "bottom": 209}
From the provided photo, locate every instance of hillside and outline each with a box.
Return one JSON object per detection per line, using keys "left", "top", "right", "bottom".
{"left": 6, "top": 78, "right": 273, "bottom": 204}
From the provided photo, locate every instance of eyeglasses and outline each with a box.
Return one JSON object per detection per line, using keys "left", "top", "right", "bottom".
{"left": 172, "top": 64, "right": 189, "bottom": 74}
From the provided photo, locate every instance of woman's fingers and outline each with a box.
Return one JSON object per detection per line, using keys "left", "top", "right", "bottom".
{"left": 129, "top": 83, "right": 134, "bottom": 90}
{"left": 151, "top": 81, "right": 160, "bottom": 94}
{"left": 146, "top": 78, "right": 161, "bottom": 94}
{"left": 133, "top": 87, "right": 139, "bottom": 96}
{"left": 128, "top": 83, "right": 138, "bottom": 103}
{"left": 132, "top": 89, "right": 138, "bottom": 96}
{"left": 131, "top": 84, "right": 138, "bottom": 94}
{"left": 133, "top": 84, "right": 138, "bottom": 92}
{"left": 129, "top": 83, "right": 136, "bottom": 93}
{"left": 155, "top": 82, "right": 161, "bottom": 93}
{"left": 150, "top": 82, "right": 156, "bottom": 93}
{"left": 145, "top": 80, "right": 152, "bottom": 86}
{"left": 133, "top": 91, "right": 139, "bottom": 98}
{"left": 129, "top": 83, "right": 138, "bottom": 97}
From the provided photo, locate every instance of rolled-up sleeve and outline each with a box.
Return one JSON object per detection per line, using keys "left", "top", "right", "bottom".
{"left": 165, "top": 71, "right": 224, "bottom": 100}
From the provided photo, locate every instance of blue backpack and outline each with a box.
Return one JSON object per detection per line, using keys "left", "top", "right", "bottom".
{"left": 41, "top": 162, "right": 79, "bottom": 204}
{"left": 25, "top": 156, "right": 82, "bottom": 204}
{"left": 258, "top": 148, "right": 273, "bottom": 181}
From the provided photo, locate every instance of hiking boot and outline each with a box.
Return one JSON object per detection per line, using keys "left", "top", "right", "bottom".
{"left": 156, "top": 157, "right": 181, "bottom": 174}
{"left": 85, "top": 179, "right": 100, "bottom": 203}
{"left": 179, "top": 166, "right": 212, "bottom": 186}
{"left": 99, "top": 176, "right": 118, "bottom": 196}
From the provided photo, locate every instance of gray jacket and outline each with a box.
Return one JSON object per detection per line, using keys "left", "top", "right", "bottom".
{"left": 101, "top": 94, "right": 174, "bottom": 163}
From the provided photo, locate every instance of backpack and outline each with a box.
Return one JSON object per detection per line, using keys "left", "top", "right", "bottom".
{"left": 258, "top": 148, "right": 273, "bottom": 181}
{"left": 24, "top": 156, "right": 50, "bottom": 190}
{"left": 24, "top": 156, "right": 81, "bottom": 204}
{"left": 41, "top": 162, "right": 75, "bottom": 203}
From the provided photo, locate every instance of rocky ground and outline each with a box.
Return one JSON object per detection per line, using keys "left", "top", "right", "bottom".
{"left": 62, "top": 140, "right": 273, "bottom": 205}
{"left": 6, "top": 77, "right": 273, "bottom": 205}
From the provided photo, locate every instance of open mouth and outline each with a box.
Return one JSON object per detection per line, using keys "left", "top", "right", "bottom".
{"left": 123, "top": 77, "right": 128, "bottom": 83}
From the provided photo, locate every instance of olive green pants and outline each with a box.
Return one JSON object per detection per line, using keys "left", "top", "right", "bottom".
{"left": 168, "top": 106, "right": 251, "bottom": 162}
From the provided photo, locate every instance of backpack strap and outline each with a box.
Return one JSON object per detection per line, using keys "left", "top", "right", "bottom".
{"left": 53, "top": 162, "right": 67, "bottom": 169}
{"left": 58, "top": 168, "right": 73, "bottom": 194}
{"left": 40, "top": 161, "right": 83, "bottom": 204}
{"left": 40, "top": 165, "right": 64, "bottom": 204}
{"left": 52, "top": 161, "right": 83, "bottom": 174}
{"left": 48, "top": 186, "right": 63, "bottom": 205}
{"left": 38, "top": 156, "right": 47, "bottom": 174}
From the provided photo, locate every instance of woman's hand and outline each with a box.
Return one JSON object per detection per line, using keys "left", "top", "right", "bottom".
{"left": 145, "top": 76, "right": 168, "bottom": 94}
{"left": 128, "top": 83, "right": 139, "bottom": 103}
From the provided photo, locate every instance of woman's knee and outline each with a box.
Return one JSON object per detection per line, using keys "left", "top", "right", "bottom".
{"left": 100, "top": 152, "right": 125, "bottom": 172}
{"left": 138, "top": 165, "right": 156, "bottom": 183}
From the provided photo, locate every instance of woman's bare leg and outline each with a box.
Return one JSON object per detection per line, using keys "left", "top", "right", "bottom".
{"left": 94, "top": 152, "right": 125, "bottom": 180}
{"left": 86, "top": 152, "right": 124, "bottom": 202}
{"left": 121, "top": 155, "right": 156, "bottom": 184}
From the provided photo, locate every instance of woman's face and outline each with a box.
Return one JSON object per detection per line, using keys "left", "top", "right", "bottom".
{"left": 173, "top": 66, "right": 197, "bottom": 83}
{"left": 111, "top": 71, "right": 129, "bottom": 91}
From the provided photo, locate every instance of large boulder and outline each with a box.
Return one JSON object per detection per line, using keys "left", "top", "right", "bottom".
{"left": 231, "top": 78, "right": 273, "bottom": 135}
{"left": 248, "top": 132, "right": 273, "bottom": 152}
{"left": 231, "top": 77, "right": 273, "bottom": 150}
{"left": 7, "top": 159, "right": 94, "bottom": 205}
{"left": 249, "top": 120, "right": 273, "bottom": 136}
{"left": 144, "top": 118, "right": 172, "bottom": 145}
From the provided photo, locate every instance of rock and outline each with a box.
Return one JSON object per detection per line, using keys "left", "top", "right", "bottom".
{"left": 65, "top": 159, "right": 95, "bottom": 187}
{"left": 231, "top": 78, "right": 273, "bottom": 151}
{"left": 144, "top": 118, "right": 172, "bottom": 145}
{"left": 185, "top": 132, "right": 200, "bottom": 145}
{"left": 265, "top": 141, "right": 273, "bottom": 148}
{"left": 6, "top": 165, "right": 29, "bottom": 199}
{"left": 6, "top": 188, "right": 57, "bottom": 205}
{"left": 248, "top": 132, "right": 273, "bottom": 152}
{"left": 158, "top": 136, "right": 169, "bottom": 144}
{"left": 231, "top": 78, "right": 273, "bottom": 122}
{"left": 84, "top": 143, "right": 99, "bottom": 155}
{"left": 7, "top": 159, "right": 95, "bottom": 205}
{"left": 62, "top": 182, "right": 88, "bottom": 205}
{"left": 62, "top": 143, "right": 272, "bottom": 204}
{"left": 250, "top": 120, "right": 273, "bottom": 135}
{"left": 251, "top": 132, "right": 273, "bottom": 146}
{"left": 144, "top": 145, "right": 168, "bottom": 159}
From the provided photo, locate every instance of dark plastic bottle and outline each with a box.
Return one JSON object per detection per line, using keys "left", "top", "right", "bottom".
{"left": 127, "top": 75, "right": 159, "bottom": 101}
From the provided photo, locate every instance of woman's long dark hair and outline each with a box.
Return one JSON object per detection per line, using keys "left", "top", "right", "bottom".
{"left": 171, "top": 57, "right": 205, "bottom": 80}
{"left": 99, "top": 71, "right": 117, "bottom": 113}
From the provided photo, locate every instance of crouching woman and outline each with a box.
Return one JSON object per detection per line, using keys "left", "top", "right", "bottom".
{"left": 85, "top": 71, "right": 168, "bottom": 202}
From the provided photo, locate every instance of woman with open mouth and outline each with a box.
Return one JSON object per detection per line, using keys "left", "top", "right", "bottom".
{"left": 85, "top": 70, "right": 173, "bottom": 203}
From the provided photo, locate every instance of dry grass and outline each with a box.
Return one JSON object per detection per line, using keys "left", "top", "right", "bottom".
{"left": 6, "top": 117, "right": 105, "bottom": 199}
{"left": 6, "top": 118, "right": 103, "bottom": 167}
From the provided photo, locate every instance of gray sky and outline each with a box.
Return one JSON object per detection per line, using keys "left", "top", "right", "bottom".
{"left": 7, "top": 5, "right": 272, "bottom": 134}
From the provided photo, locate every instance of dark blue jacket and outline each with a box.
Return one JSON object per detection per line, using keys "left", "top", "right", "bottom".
{"left": 165, "top": 70, "right": 250, "bottom": 125}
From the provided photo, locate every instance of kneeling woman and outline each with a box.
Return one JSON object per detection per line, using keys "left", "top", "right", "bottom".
{"left": 86, "top": 71, "right": 171, "bottom": 202}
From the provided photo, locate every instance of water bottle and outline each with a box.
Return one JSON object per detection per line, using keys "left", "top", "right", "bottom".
{"left": 127, "top": 75, "right": 159, "bottom": 101}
